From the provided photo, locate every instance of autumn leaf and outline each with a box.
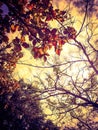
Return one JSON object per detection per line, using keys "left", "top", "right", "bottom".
{"left": 53, "top": 34, "right": 59, "bottom": 40}
{"left": 22, "top": 42, "right": 29, "bottom": 48}
{"left": 43, "top": 56, "right": 47, "bottom": 62}
{"left": 55, "top": 48, "right": 61, "bottom": 55}
{"left": 52, "top": 41, "right": 57, "bottom": 46}
{"left": 46, "top": 16, "right": 52, "bottom": 21}
{"left": 11, "top": 24, "right": 16, "bottom": 32}
{"left": 52, "top": 10, "right": 56, "bottom": 17}
{"left": 32, "top": 47, "right": 39, "bottom": 58}
{"left": 27, "top": 4, "right": 34, "bottom": 11}
{"left": 38, "top": 48, "right": 44, "bottom": 55}
{"left": 43, "top": 45, "right": 49, "bottom": 52}
{"left": 59, "top": 39, "right": 65, "bottom": 45}
{"left": 20, "top": 36, "right": 25, "bottom": 43}
{"left": 48, "top": 43, "right": 52, "bottom": 49}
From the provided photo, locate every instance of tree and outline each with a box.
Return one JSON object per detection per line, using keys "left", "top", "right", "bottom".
{"left": 0, "top": 0, "right": 98, "bottom": 129}
{"left": 0, "top": 82, "right": 43, "bottom": 130}
{"left": 0, "top": 80, "right": 60, "bottom": 130}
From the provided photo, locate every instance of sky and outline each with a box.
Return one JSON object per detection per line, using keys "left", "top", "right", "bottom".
{"left": 12, "top": 0, "right": 98, "bottom": 82}
{"left": 2, "top": 0, "right": 98, "bottom": 128}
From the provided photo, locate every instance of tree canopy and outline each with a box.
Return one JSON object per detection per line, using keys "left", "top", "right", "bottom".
{"left": 0, "top": 0, "right": 98, "bottom": 129}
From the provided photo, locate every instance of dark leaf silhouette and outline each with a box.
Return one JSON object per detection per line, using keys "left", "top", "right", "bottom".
{"left": 22, "top": 42, "right": 29, "bottom": 48}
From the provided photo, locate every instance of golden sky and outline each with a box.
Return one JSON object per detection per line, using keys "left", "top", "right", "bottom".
{"left": 10, "top": 0, "right": 98, "bottom": 128}
{"left": 12, "top": 0, "right": 98, "bottom": 81}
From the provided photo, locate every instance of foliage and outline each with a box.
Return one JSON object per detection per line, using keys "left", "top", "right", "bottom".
{"left": 0, "top": 0, "right": 98, "bottom": 129}
{"left": 0, "top": 82, "right": 59, "bottom": 130}
{"left": 0, "top": 0, "right": 76, "bottom": 61}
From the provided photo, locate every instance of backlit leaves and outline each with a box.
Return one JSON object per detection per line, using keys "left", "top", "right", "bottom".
{"left": 0, "top": 0, "right": 77, "bottom": 63}
{"left": 63, "top": 26, "right": 77, "bottom": 39}
{"left": 11, "top": 24, "right": 19, "bottom": 32}
{"left": 27, "top": 3, "right": 34, "bottom": 11}
{"left": 20, "top": 36, "right": 25, "bottom": 43}
{"left": 32, "top": 46, "right": 49, "bottom": 61}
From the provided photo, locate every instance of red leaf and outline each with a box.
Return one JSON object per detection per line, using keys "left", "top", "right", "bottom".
{"left": 55, "top": 49, "right": 61, "bottom": 55}
{"left": 53, "top": 34, "right": 59, "bottom": 40}
{"left": 46, "top": 16, "right": 52, "bottom": 21}
{"left": 43, "top": 56, "right": 47, "bottom": 62}
{"left": 11, "top": 24, "right": 17, "bottom": 32}
{"left": 27, "top": 4, "right": 34, "bottom": 11}
{"left": 52, "top": 10, "right": 56, "bottom": 17}
{"left": 59, "top": 39, "right": 65, "bottom": 45}
{"left": 52, "top": 41, "right": 57, "bottom": 46}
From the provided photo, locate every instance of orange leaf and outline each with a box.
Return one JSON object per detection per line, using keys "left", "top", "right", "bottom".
{"left": 39, "top": 48, "right": 44, "bottom": 55}
{"left": 43, "top": 45, "right": 49, "bottom": 52}
{"left": 20, "top": 36, "right": 25, "bottom": 43}
{"left": 55, "top": 49, "right": 61, "bottom": 55}
{"left": 16, "top": 25, "right": 19, "bottom": 30}
{"left": 53, "top": 34, "right": 59, "bottom": 40}
{"left": 59, "top": 39, "right": 65, "bottom": 45}
{"left": 48, "top": 43, "right": 52, "bottom": 49}
{"left": 11, "top": 24, "right": 16, "bottom": 32}
{"left": 27, "top": 4, "right": 34, "bottom": 11}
